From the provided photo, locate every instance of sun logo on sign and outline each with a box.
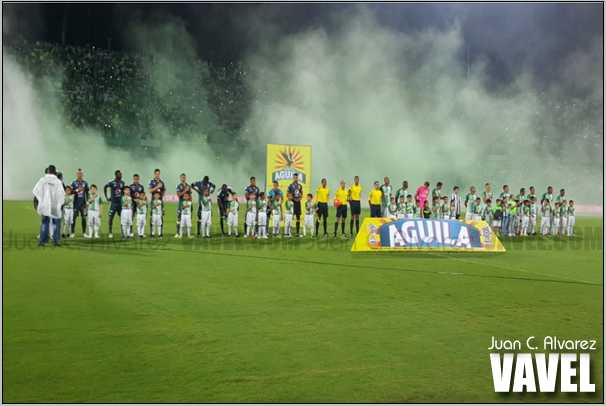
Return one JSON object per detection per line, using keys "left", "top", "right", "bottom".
{"left": 368, "top": 223, "right": 378, "bottom": 244}
{"left": 275, "top": 147, "right": 305, "bottom": 172}
{"left": 481, "top": 226, "right": 493, "bottom": 244}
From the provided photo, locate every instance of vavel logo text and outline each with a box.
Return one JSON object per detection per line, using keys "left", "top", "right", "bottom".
{"left": 489, "top": 336, "right": 596, "bottom": 392}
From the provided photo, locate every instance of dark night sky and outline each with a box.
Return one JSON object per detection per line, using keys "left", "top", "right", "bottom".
{"left": 3, "top": 2, "right": 604, "bottom": 83}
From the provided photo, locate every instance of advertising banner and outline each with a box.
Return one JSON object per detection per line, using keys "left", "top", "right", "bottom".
{"left": 352, "top": 218, "right": 506, "bottom": 252}
{"left": 265, "top": 143, "right": 312, "bottom": 200}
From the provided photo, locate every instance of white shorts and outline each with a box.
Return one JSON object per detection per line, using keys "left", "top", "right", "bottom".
{"left": 492, "top": 220, "right": 501, "bottom": 227}
{"left": 121, "top": 209, "right": 132, "bottom": 226}
{"left": 388, "top": 215, "right": 397, "bottom": 219}
{"left": 442, "top": 215, "right": 449, "bottom": 220}
{"left": 465, "top": 211, "right": 473, "bottom": 220}
{"left": 246, "top": 212, "right": 256, "bottom": 226}
{"left": 257, "top": 212, "right": 267, "bottom": 226}
{"left": 397, "top": 214, "right": 406, "bottom": 219}
{"left": 406, "top": 213, "right": 414, "bottom": 219}
{"left": 181, "top": 214, "right": 192, "bottom": 228}
{"left": 201, "top": 211, "right": 212, "bottom": 225}
{"left": 553, "top": 218, "right": 560, "bottom": 230}
{"left": 273, "top": 215, "right": 281, "bottom": 228}
{"left": 88, "top": 210, "right": 100, "bottom": 226}
{"left": 472, "top": 214, "right": 482, "bottom": 221}
{"left": 152, "top": 213, "right": 163, "bottom": 226}
{"left": 381, "top": 205, "right": 389, "bottom": 218}
{"left": 227, "top": 212, "right": 238, "bottom": 226}
{"left": 63, "top": 208, "right": 74, "bottom": 224}
{"left": 136, "top": 213, "right": 146, "bottom": 227}
{"left": 285, "top": 213, "right": 293, "bottom": 227}
{"left": 304, "top": 214, "right": 314, "bottom": 227}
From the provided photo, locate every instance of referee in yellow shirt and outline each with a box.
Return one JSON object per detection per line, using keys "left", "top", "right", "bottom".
{"left": 369, "top": 181, "right": 382, "bottom": 218}
{"left": 348, "top": 175, "right": 362, "bottom": 236}
{"left": 315, "top": 178, "right": 330, "bottom": 237}
{"left": 334, "top": 180, "right": 349, "bottom": 237}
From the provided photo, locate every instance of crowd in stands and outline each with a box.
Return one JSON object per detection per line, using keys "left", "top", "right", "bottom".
{"left": 5, "top": 39, "right": 252, "bottom": 144}
{"left": 4, "top": 39, "right": 603, "bottom": 166}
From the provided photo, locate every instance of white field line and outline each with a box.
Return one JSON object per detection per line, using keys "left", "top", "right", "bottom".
{"left": 429, "top": 253, "right": 598, "bottom": 285}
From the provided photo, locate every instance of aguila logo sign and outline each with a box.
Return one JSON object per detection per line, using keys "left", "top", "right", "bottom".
{"left": 272, "top": 147, "right": 307, "bottom": 184}
{"left": 378, "top": 219, "right": 483, "bottom": 248}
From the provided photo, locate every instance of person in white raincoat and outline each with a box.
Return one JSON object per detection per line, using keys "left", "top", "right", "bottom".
{"left": 33, "top": 165, "right": 66, "bottom": 246}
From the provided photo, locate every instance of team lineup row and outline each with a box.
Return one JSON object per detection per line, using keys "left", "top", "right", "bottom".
{"left": 57, "top": 169, "right": 575, "bottom": 240}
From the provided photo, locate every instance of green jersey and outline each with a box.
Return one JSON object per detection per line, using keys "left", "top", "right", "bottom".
{"left": 229, "top": 200, "right": 239, "bottom": 214}
{"left": 484, "top": 206, "right": 493, "bottom": 221}
{"left": 516, "top": 194, "right": 526, "bottom": 204}
{"left": 121, "top": 196, "right": 132, "bottom": 208}
{"left": 431, "top": 204, "right": 440, "bottom": 219}
{"left": 541, "top": 193, "right": 553, "bottom": 205}
{"left": 137, "top": 199, "right": 148, "bottom": 215}
{"left": 152, "top": 199, "right": 163, "bottom": 215}
{"left": 530, "top": 203, "right": 537, "bottom": 216}
{"left": 465, "top": 193, "right": 477, "bottom": 207}
{"left": 201, "top": 196, "right": 212, "bottom": 212}
{"left": 64, "top": 195, "right": 74, "bottom": 209}
{"left": 441, "top": 203, "right": 449, "bottom": 217}
{"left": 528, "top": 194, "right": 536, "bottom": 202}
{"left": 256, "top": 198, "right": 267, "bottom": 212}
{"left": 395, "top": 188, "right": 408, "bottom": 202}
{"left": 413, "top": 205, "right": 420, "bottom": 218}
{"left": 474, "top": 202, "right": 483, "bottom": 215}
{"left": 388, "top": 203, "right": 398, "bottom": 215}
{"left": 405, "top": 201, "right": 414, "bottom": 214}
{"left": 482, "top": 191, "right": 493, "bottom": 202}
{"left": 541, "top": 204, "right": 550, "bottom": 217}
{"left": 397, "top": 202, "right": 406, "bottom": 216}
{"left": 305, "top": 201, "right": 315, "bottom": 215}
{"left": 468, "top": 201, "right": 477, "bottom": 215}
{"left": 509, "top": 201, "right": 517, "bottom": 215}
{"left": 449, "top": 206, "right": 457, "bottom": 218}
{"left": 380, "top": 184, "right": 392, "bottom": 205}
{"left": 560, "top": 206, "right": 567, "bottom": 218}
{"left": 272, "top": 200, "right": 282, "bottom": 216}
{"left": 522, "top": 206, "right": 530, "bottom": 216}
{"left": 556, "top": 195, "right": 566, "bottom": 204}
{"left": 431, "top": 188, "right": 442, "bottom": 200}
{"left": 568, "top": 206, "right": 575, "bottom": 217}
{"left": 181, "top": 201, "right": 192, "bottom": 216}
{"left": 499, "top": 192, "right": 510, "bottom": 200}
{"left": 552, "top": 207, "right": 560, "bottom": 219}
{"left": 246, "top": 199, "right": 257, "bottom": 214}
{"left": 285, "top": 200, "right": 294, "bottom": 215}
{"left": 88, "top": 194, "right": 102, "bottom": 211}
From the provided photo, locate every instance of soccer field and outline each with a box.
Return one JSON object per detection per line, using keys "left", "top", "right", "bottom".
{"left": 2, "top": 200, "right": 603, "bottom": 403}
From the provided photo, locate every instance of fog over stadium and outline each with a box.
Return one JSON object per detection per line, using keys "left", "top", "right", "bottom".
{"left": 3, "top": 3, "right": 603, "bottom": 203}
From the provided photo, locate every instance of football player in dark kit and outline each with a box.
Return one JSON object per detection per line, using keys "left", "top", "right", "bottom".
{"left": 192, "top": 176, "right": 215, "bottom": 238}
{"left": 175, "top": 173, "right": 192, "bottom": 238}
{"left": 244, "top": 177, "right": 260, "bottom": 236}
{"left": 287, "top": 173, "right": 304, "bottom": 237}
{"left": 129, "top": 174, "right": 145, "bottom": 236}
{"left": 70, "top": 168, "right": 89, "bottom": 237}
{"left": 148, "top": 169, "right": 166, "bottom": 237}
{"left": 217, "top": 184, "right": 234, "bottom": 237}
{"left": 104, "top": 170, "right": 126, "bottom": 238}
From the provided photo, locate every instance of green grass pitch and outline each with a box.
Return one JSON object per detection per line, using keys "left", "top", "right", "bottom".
{"left": 2, "top": 200, "right": 603, "bottom": 402}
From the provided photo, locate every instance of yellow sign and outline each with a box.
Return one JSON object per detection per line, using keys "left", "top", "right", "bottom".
{"left": 266, "top": 143, "right": 312, "bottom": 200}
{"left": 352, "top": 218, "right": 506, "bottom": 252}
